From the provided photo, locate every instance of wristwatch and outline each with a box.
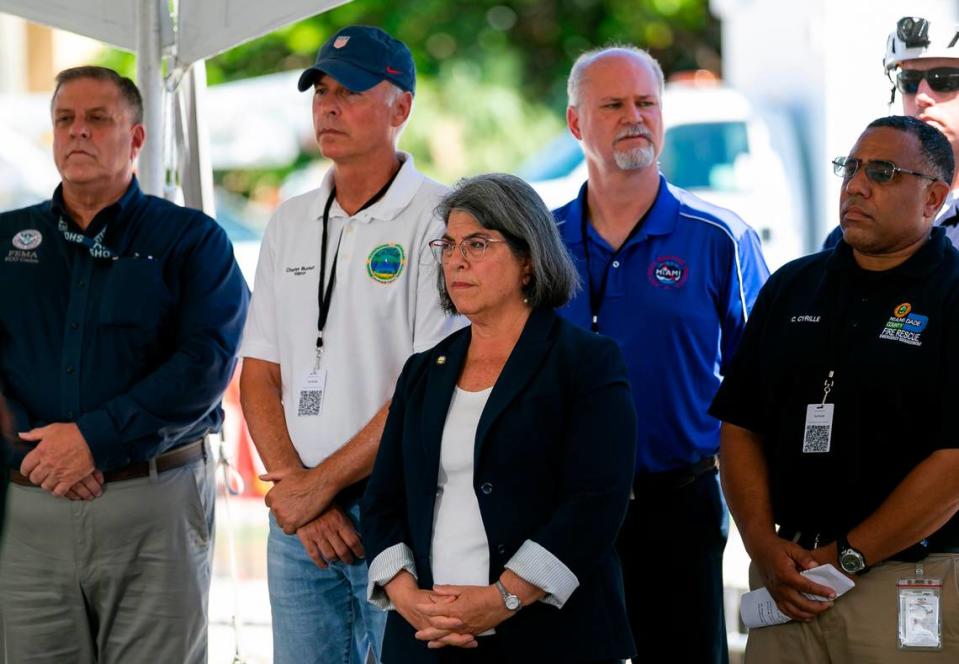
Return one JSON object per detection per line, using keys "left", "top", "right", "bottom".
{"left": 837, "top": 534, "right": 869, "bottom": 575}
{"left": 495, "top": 580, "right": 521, "bottom": 611}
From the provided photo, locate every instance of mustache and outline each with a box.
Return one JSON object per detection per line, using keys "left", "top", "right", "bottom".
{"left": 615, "top": 125, "right": 652, "bottom": 141}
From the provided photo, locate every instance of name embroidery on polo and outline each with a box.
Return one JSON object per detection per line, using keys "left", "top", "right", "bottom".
{"left": 647, "top": 256, "right": 688, "bottom": 289}
{"left": 367, "top": 243, "right": 406, "bottom": 283}
{"left": 5, "top": 229, "right": 42, "bottom": 264}
{"left": 285, "top": 265, "right": 316, "bottom": 276}
{"left": 790, "top": 315, "right": 821, "bottom": 323}
{"left": 879, "top": 302, "right": 927, "bottom": 347}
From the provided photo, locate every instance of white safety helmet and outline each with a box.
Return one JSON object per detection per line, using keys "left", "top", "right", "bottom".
{"left": 884, "top": 16, "right": 959, "bottom": 72}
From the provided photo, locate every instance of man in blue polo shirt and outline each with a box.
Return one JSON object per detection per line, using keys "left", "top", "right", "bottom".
{"left": 555, "top": 46, "right": 769, "bottom": 663}
{"left": 0, "top": 66, "right": 248, "bottom": 663}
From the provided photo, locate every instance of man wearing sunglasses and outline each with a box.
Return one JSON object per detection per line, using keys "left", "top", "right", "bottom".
{"left": 824, "top": 16, "right": 959, "bottom": 249}
{"left": 713, "top": 115, "right": 959, "bottom": 661}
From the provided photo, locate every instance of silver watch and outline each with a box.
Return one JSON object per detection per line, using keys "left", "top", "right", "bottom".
{"left": 495, "top": 580, "right": 521, "bottom": 611}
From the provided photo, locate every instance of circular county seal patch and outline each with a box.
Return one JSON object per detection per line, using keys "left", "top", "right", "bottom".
{"left": 367, "top": 243, "right": 406, "bottom": 283}
{"left": 12, "top": 229, "right": 42, "bottom": 250}
{"left": 647, "top": 256, "right": 688, "bottom": 289}
{"left": 894, "top": 302, "right": 912, "bottom": 318}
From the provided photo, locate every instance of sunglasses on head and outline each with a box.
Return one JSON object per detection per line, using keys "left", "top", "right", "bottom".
{"left": 896, "top": 67, "right": 959, "bottom": 95}
{"left": 831, "top": 156, "right": 938, "bottom": 184}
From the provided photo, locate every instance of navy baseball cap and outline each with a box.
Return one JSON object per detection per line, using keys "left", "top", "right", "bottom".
{"left": 297, "top": 25, "right": 416, "bottom": 95}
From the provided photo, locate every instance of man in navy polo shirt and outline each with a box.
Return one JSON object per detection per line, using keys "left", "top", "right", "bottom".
{"left": 555, "top": 46, "right": 769, "bottom": 663}
{"left": 0, "top": 66, "right": 248, "bottom": 663}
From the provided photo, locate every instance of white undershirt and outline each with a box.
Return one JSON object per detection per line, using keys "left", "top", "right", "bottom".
{"left": 430, "top": 385, "right": 493, "bottom": 588}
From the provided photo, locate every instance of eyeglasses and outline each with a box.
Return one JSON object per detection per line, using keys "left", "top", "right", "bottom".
{"left": 831, "top": 156, "right": 938, "bottom": 184}
{"left": 428, "top": 237, "right": 507, "bottom": 262}
{"left": 896, "top": 67, "right": 959, "bottom": 95}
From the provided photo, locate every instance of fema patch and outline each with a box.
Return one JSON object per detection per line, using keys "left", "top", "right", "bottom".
{"left": 12, "top": 229, "right": 42, "bottom": 250}
{"left": 647, "top": 256, "right": 688, "bottom": 289}
{"left": 879, "top": 302, "right": 927, "bottom": 347}
{"left": 367, "top": 244, "right": 406, "bottom": 283}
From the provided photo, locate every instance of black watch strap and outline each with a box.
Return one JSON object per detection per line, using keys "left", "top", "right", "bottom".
{"left": 837, "top": 534, "right": 869, "bottom": 575}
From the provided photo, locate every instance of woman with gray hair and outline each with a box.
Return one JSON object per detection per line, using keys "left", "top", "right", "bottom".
{"left": 362, "top": 173, "right": 637, "bottom": 662}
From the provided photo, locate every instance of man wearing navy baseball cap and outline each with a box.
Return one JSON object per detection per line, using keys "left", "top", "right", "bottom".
{"left": 297, "top": 25, "right": 416, "bottom": 95}
{"left": 241, "top": 25, "right": 460, "bottom": 664}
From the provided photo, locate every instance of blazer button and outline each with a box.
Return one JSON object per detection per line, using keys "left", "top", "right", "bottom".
{"left": 497, "top": 544, "right": 506, "bottom": 555}
{"left": 480, "top": 482, "right": 493, "bottom": 495}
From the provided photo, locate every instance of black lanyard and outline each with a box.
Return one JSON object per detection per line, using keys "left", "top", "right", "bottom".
{"left": 579, "top": 183, "right": 650, "bottom": 333}
{"left": 316, "top": 168, "right": 401, "bottom": 352}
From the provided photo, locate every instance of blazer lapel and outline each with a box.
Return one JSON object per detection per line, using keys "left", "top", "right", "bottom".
{"left": 474, "top": 308, "right": 556, "bottom": 465}
{"left": 419, "top": 329, "right": 471, "bottom": 465}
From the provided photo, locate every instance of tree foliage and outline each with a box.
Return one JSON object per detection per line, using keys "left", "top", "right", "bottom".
{"left": 96, "top": 0, "right": 719, "bottom": 189}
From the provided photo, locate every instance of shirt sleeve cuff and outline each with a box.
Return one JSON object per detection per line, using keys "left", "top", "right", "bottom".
{"left": 76, "top": 408, "right": 125, "bottom": 470}
{"left": 367, "top": 542, "right": 418, "bottom": 610}
{"left": 238, "top": 340, "right": 280, "bottom": 363}
{"left": 505, "top": 539, "right": 579, "bottom": 609}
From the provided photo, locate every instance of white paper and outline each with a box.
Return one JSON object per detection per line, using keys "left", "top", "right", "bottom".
{"left": 740, "top": 564, "right": 856, "bottom": 629}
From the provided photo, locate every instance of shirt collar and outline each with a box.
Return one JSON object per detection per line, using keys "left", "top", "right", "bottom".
{"left": 572, "top": 173, "right": 677, "bottom": 249}
{"left": 311, "top": 151, "right": 423, "bottom": 223}
{"left": 50, "top": 176, "right": 143, "bottom": 236}
{"left": 826, "top": 225, "right": 948, "bottom": 280}
{"left": 937, "top": 188, "right": 959, "bottom": 226}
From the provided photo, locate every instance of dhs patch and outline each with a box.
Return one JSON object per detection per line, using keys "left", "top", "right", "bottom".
{"left": 12, "top": 229, "right": 42, "bottom": 250}
{"left": 648, "top": 256, "right": 688, "bottom": 289}
{"left": 367, "top": 243, "right": 406, "bottom": 283}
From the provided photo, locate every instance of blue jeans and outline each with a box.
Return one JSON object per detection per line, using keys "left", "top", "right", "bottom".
{"left": 268, "top": 504, "right": 386, "bottom": 664}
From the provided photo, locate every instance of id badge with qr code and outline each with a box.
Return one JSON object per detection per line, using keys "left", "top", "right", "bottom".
{"left": 296, "top": 369, "right": 328, "bottom": 417}
{"left": 803, "top": 403, "right": 834, "bottom": 453}
{"left": 898, "top": 578, "right": 943, "bottom": 650}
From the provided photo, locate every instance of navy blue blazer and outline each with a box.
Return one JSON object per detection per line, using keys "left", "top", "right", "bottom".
{"left": 362, "top": 307, "right": 637, "bottom": 663}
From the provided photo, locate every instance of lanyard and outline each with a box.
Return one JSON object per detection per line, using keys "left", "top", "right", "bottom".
{"left": 315, "top": 167, "right": 401, "bottom": 357}
{"left": 58, "top": 217, "right": 116, "bottom": 259}
{"left": 579, "top": 183, "right": 650, "bottom": 333}
{"left": 818, "top": 266, "right": 853, "bottom": 403}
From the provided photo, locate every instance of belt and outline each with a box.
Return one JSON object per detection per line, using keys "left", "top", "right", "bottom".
{"left": 9, "top": 438, "right": 207, "bottom": 487}
{"left": 777, "top": 525, "right": 959, "bottom": 561}
{"left": 776, "top": 525, "right": 835, "bottom": 551}
{"left": 636, "top": 455, "right": 718, "bottom": 491}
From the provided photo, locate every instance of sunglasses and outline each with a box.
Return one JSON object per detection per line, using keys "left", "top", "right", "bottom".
{"left": 831, "top": 157, "right": 938, "bottom": 184}
{"left": 896, "top": 67, "right": 959, "bottom": 95}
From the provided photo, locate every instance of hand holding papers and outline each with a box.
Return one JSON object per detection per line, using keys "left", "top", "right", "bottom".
{"left": 740, "top": 564, "right": 855, "bottom": 629}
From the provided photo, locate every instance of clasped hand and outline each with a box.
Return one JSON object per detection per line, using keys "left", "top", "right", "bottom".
{"left": 751, "top": 533, "right": 838, "bottom": 621}
{"left": 261, "top": 466, "right": 334, "bottom": 534}
{"left": 415, "top": 585, "right": 513, "bottom": 649}
{"left": 19, "top": 422, "right": 102, "bottom": 500}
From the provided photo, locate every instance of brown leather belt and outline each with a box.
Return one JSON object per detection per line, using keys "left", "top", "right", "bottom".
{"left": 9, "top": 438, "right": 206, "bottom": 487}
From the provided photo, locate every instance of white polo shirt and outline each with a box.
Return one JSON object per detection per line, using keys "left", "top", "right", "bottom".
{"left": 240, "top": 153, "right": 459, "bottom": 466}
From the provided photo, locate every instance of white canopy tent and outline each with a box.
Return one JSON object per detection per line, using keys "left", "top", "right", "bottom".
{"left": 0, "top": 0, "right": 349, "bottom": 212}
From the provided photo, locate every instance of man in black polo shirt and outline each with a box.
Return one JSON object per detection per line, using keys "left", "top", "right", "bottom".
{"left": 0, "top": 66, "right": 248, "bottom": 663}
{"left": 712, "top": 115, "right": 959, "bottom": 661}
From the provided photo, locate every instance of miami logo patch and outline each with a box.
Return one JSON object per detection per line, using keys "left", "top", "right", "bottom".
{"left": 648, "top": 256, "right": 688, "bottom": 289}
{"left": 367, "top": 243, "right": 406, "bottom": 283}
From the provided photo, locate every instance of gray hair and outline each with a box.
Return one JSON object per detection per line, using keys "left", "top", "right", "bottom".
{"left": 52, "top": 66, "right": 144, "bottom": 124}
{"left": 434, "top": 173, "right": 580, "bottom": 315}
{"left": 567, "top": 45, "right": 665, "bottom": 107}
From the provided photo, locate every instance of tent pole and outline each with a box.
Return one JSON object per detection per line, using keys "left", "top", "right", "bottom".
{"left": 136, "top": 0, "right": 164, "bottom": 196}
